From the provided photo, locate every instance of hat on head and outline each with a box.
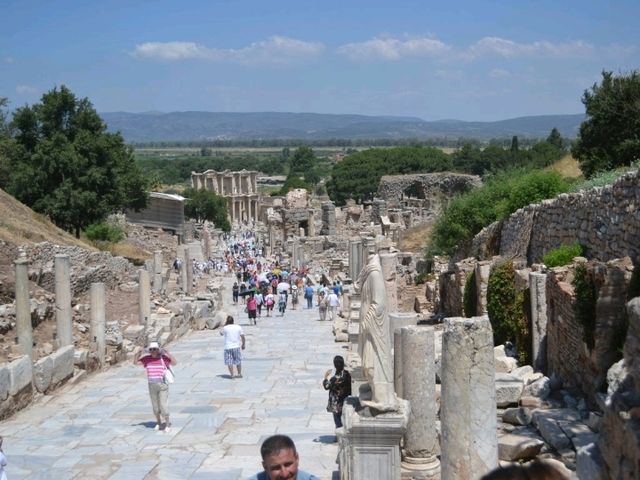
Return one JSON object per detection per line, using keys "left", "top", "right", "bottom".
{"left": 148, "top": 341, "right": 160, "bottom": 349}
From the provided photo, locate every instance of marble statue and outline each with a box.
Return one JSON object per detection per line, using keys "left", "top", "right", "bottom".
{"left": 357, "top": 253, "right": 398, "bottom": 411}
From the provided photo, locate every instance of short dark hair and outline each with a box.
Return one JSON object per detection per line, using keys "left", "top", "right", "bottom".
{"left": 260, "top": 434, "right": 296, "bottom": 460}
{"left": 225, "top": 315, "right": 234, "bottom": 325}
{"left": 333, "top": 355, "right": 345, "bottom": 368}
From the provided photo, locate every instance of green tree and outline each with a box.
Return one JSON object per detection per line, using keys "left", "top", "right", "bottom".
{"left": 572, "top": 70, "right": 640, "bottom": 177}
{"left": 327, "top": 146, "right": 452, "bottom": 205}
{"left": 510, "top": 136, "right": 519, "bottom": 154}
{"left": 0, "top": 97, "right": 12, "bottom": 189}
{"left": 547, "top": 128, "right": 564, "bottom": 150}
{"left": 6, "top": 86, "right": 148, "bottom": 237}
{"left": 182, "top": 187, "right": 231, "bottom": 231}
{"left": 290, "top": 146, "right": 315, "bottom": 174}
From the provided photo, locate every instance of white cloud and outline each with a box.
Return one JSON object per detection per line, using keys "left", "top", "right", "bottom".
{"left": 16, "top": 84, "right": 38, "bottom": 94}
{"left": 132, "top": 41, "right": 214, "bottom": 61}
{"left": 465, "top": 37, "right": 594, "bottom": 60}
{"left": 337, "top": 36, "right": 450, "bottom": 61}
{"left": 131, "top": 36, "right": 324, "bottom": 64}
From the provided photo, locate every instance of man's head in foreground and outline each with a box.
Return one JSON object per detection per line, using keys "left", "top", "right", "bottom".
{"left": 260, "top": 435, "right": 299, "bottom": 480}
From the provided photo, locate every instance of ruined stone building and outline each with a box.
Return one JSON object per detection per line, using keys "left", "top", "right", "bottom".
{"left": 125, "top": 192, "right": 185, "bottom": 237}
{"left": 191, "top": 169, "right": 260, "bottom": 223}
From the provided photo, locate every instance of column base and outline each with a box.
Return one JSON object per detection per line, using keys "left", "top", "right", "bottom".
{"left": 401, "top": 455, "right": 441, "bottom": 479}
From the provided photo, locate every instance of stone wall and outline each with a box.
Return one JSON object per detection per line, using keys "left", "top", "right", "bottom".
{"left": 377, "top": 172, "right": 481, "bottom": 213}
{"left": 546, "top": 259, "right": 632, "bottom": 405}
{"left": 471, "top": 170, "right": 640, "bottom": 264}
{"left": 24, "top": 243, "right": 133, "bottom": 296}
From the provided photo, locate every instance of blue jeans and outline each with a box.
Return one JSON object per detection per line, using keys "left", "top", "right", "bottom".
{"left": 306, "top": 297, "right": 313, "bottom": 308}
{"left": 333, "top": 412, "right": 343, "bottom": 428}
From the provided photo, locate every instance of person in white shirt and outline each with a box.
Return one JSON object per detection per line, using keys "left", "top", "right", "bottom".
{"left": 326, "top": 292, "right": 340, "bottom": 322}
{"left": 220, "top": 316, "right": 246, "bottom": 378}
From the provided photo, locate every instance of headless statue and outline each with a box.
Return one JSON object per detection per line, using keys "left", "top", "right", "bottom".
{"left": 357, "top": 253, "right": 398, "bottom": 412}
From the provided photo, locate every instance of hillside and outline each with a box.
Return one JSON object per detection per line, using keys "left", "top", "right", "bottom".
{"left": 100, "top": 111, "right": 585, "bottom": 143}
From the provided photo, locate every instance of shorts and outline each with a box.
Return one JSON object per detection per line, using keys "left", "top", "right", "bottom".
{"left": 248, "top": 309, "right": 257, "bottom": 319}
{"left": 224, "top": 347, "right": 242, "bottom": 365}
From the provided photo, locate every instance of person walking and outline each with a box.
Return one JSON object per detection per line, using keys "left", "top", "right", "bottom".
{"left": 322, "top": 355, "right": 352, "bottom": 429}
{"left": 232, "top": 282, "right": 239, "bottom": 305}
{"left": 247, "top": 292, "right": 258, "bottom": 325}
{"left": 220, "top": 315, "right": 245, "bottom": 378}
{"left": 318, "top": 291, "right": 328, "bottom": 321}
{"left": 278, "top": 291, "right": 287, "bottom": 316}
{"left": 264, "top": 290, "right": 275, "bottom": 317}
{"left": 326, "top": 291, "right": 340, "bottom": 322}
{"left": 255, "top": 290, "right": 264, "bottom": 317}
{"left": 134, "top": 341, "right": 177, "bottom": 433}
{"left": 304, "top": 284, "right": 314, "bottom": 309}
{"left": 291, "top": 285, "right": 299, "bottom": 310}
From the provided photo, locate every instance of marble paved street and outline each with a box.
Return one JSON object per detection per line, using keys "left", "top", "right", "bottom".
{"left": 1, "top": 294, "right": 344, "bottom": 479}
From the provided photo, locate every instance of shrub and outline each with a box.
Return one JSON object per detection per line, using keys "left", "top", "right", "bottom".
{"left": 487, "top": 261, "right": 528, "bottom": 352}
{"left": 427, "top": 168, "right": 570, "bottom": 257}
{"left": 84, "top": 222, "right": 125, "bottom": 243}
{"left": 463, "top": 270, "right": 477, "bottom": 317}
{"left": 543, "top": 243, "right": 586, "bottom": 268}
{"left": 572, "top": 264, "right": 598, "bottom": 350}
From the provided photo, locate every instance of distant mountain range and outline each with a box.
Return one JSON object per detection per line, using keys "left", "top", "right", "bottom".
{"left": 99, "top": 111, "right": 585, "bottom": 143}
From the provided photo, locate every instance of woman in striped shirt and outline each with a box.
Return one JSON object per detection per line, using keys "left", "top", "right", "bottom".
{"left": 135, "top": 341, "right": 177, "bottom": 432}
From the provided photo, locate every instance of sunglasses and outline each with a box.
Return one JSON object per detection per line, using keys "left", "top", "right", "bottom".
{"left": 149, "top": 348, "right": 159, "bottom": 352}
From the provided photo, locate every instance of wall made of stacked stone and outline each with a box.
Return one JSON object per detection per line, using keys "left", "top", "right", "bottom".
{"left": 471, "top": 170, "right": 640, "bottom": 264}
{"left": 545, "top": 270, "right": 587, "bottom": 392}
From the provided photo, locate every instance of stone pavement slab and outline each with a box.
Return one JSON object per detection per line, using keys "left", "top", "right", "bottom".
{"left": 0, "top": 277, "right": 344, "bottom": 479}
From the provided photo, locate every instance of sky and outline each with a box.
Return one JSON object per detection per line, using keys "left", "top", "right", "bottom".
{"left": 2, "top": 0, "right": 639, "bottom": 121}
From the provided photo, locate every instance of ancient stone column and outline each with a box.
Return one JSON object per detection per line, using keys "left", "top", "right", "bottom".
{"left": 153, "top": 250, "right": 163, "bottom": 293}
{"left": 90, "top": 282, "right": 106, "bottom": 367}
{"left": 203, "top": 227, "right": 211, "bottom": 260}
{"left": 14, "top": 258, "right": 33, "bottom": 360}
{"left": 320, "top": 202, "right": 337, "bottom": 235}
{"left": 291, "top": 240, "right": 298, "bottom": 269}
{"left": 474, "top": 260, "right": 492, "bottom": 315}
{"left": 138, "top": 269, "right": 151, "bottom": 327}
{"left": 390, "top": 312, "right": 419, "bottom": 397}
{"left": 180, "top": 247, "right": 188, "bottom": 292}
{"left": 349, "top": 239, "right": 363, "bottom": 282}
{"left": 401, "top": 325, "right": 440, "bottom": 476}
{"left": 441, "top": 316, "right": 498, "bottom": 480}
{"left": 185, "top": 245, "right": 193, "bottom": 295}
{"left": 307, "top": 211, "right": 316, "bottom": 237}
{"left": 379, "top": 252, "right": 398, "bottom": 312}
{"left": 54, "top": 254, "right": 73, "bottom": 348}
{"left": 530, "top": 272, "right": 548, "bottom": 372}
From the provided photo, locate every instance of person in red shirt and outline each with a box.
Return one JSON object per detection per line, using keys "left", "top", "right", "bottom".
{"left": 134, "top": 341, "right": 177, "bottom": 433}
{"left": 247, "top": 292, "right": 258, "bottom": 325}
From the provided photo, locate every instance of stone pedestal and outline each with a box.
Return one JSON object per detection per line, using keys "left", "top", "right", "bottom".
{"left": 441, "top": 316, "right": 498, "bottom": 480}
{"left": 530, "top": 272, "right": 548, "bottom": 372}
{"left": 338, "top": 398, "right": 410, "bottom": 480}
{"left": 400, "top": 326, "right": 440, "bottom": 479}
{"left": 90, "top": 283, "right": 106, "bottom": 367}
{"left": 54, "top": 254, "right": 73, "bottom": 348}
{"left": 14, "top": 258, "right": 33, "bottom": 360}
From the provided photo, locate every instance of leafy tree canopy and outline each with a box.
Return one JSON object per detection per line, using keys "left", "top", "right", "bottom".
{"left": 326, "top": 146, "right": 452, "bottom": 205}
{"left": 572, "top": 70, "right": 640, "bottom": 178}
{"left": 5, "top": 86, "right": 148, "bottom": 237}
{"left": 182, "top": 187, "right": 231, "bottom": 232}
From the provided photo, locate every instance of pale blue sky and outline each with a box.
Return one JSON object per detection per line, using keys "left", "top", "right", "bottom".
{"left": 2, "top": 0, "right": 639, "bottom": 121}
